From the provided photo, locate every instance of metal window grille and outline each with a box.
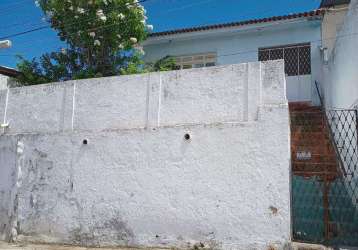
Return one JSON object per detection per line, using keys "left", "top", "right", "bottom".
{"left": 258, "top": 44, "right": 311, "bottom": 76}
{"left": 175, "top": 53, "right": 217, "bottom": 70}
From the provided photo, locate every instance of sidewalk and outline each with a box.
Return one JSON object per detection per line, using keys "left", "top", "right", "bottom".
{"left": 0, "top": 242, "right": 165, "bottom": 250}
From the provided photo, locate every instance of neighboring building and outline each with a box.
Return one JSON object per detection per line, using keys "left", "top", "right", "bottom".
{"left": 143, "top": 0, "right": 349, "bottom": 105}
{"left": 0, "top": 66, "right": 20, "bottom": 89}
{"left": 321, "top": 0, "right": 350, "bottom": 58}
{"left": 323, "top": 0, "right": 357, "bottom": 109}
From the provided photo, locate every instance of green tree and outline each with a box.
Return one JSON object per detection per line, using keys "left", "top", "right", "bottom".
{"left": 119, "top": 55, "right": 178, "bottom": 75}
{"left": 17, "top": 0, "right": 151, "bottom": 85}
{"left": 148, "top": 55, "right": 178, "bottom": 72}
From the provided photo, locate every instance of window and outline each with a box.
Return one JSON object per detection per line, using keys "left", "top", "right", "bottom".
{"left": 258, "top": 44, "right": 311, "bottom": 76}
{"left": 175, "top": 53, "right": 217, "bottom": 70}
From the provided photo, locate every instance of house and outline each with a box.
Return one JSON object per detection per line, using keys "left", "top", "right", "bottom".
{"left": 0, "top": 0, "right": 357, "bottom": 248}
{"left": 143, "top": 0, "right": 350, "bottom": 105}
{"left": 0, "top": 66, "right": 20, "bottom": 89}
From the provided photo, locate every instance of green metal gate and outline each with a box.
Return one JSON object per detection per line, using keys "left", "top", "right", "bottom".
{"left": 291, "top": 106, "right": 358, "bottom": 246}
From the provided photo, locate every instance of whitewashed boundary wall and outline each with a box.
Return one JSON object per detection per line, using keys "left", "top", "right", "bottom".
{"left": 0, "top": 61, "right": 290, "bottom": 250}
{"left": 0, "top": 62, "right": 285, "bottom": 134}
{"left": 0, "top": 136, "right": 17, "bottom": 241}
{"left": 0, "top": 75, "right": 9, "bottom": 90}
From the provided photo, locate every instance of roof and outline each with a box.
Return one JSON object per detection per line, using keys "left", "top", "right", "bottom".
{"left": 0, "top": 66, "right": 20, "bottom": 78}
{"left": 320, "top": 0, "right": 350, "bottom": 7}
{"left": 149, "top": 10, "right": 324, "bottom": 38}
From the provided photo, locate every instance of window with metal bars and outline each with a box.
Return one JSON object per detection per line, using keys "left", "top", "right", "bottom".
{"left": 258, "top": 43, "right": 311, "bottom": 76}
{"left": 175, "top": 53, "right": 217, "bottom": 70}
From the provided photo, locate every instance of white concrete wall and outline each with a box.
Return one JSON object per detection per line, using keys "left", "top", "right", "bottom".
{"left": 0, "top": 136, "right": 18, "bottom": 241}
{"left": 0, "top": 62, "right": 281, "bottom": 134}
{"left": 0, "top": 74, "right": 17, "bottom": 90}
{"left": 323, "top": 0, "right": 358, "bottom": 109}
{"left": 0, "top": 81, "right": 14, "bottom": 241}
{"left": 0, "top": 61, "right": 291, "bottom": 249}
{"left": 0, "top": 75, "right": 9, "bottom": 90}
{"left": 144, "top": 20, "right": 323, "bottom": 104}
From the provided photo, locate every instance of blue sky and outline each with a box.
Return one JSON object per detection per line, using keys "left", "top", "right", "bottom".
{"left": 0, "top": 0, "right": 321, "bottom": 68}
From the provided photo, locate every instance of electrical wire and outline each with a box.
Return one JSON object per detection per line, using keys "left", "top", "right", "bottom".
{"left": 0, "top": 20, "right": 44, "bottom": 31}
{"left": 0, "top": 0, "right": 353, "bottom": 61}
{"left": 0, "top": 0, "right": 150, "bottom": 17}
{"left": 0, "top": 26, "right": 49, "bottom": 40}
{"left": 0, "top": 17, "right": 339, "bottom": 54}
{"left": 0, "top": 0, "right": 158, "bottom": 54}
{"left": 0, "top": 0, "right": 151, "bottom": 39}
{"left": 1, "top": 27, "right": 358, "bottom": 62}
{"left": 0, "top": 0, "right": 316, "bottom": 40}
{"left": 0, "top": 0, "right": 218, "bottom": 31}
{"left": 0, "top": 14, "right": 318, "bottom": 47}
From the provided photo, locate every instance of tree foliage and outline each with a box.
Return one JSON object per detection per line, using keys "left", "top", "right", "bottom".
{"left": 149, "top": 55, "right": 177, "bottom": 72}
{"left": 17, "top": 0, "right": 152, "bottom": 85}
{"left": 118, "top": 55, "right": 178, "bottom": 75}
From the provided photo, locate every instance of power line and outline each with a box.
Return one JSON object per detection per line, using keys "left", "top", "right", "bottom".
{"left": 0, "top": 0, "right": 157, "bottom": 51}
{"left": 158, "top": 0, "right": 217, "bottom": 14}
{"left": 0, "top": 18, "right": 47, "bottom": 31}
{"left": 0, "top": 26, "right": 49, "bottom": 40}
{"left": 0, "top": 20, "right": 140, "bottom": 56}
{"left": 1, "top": 0, "right": 311, "bottom": 33}
{"left": 0, "top": 18, "right": 333, "bottom": 55}
{"left": 0, "top": 0, "right": 219, "bottom": 31}
{"left": 0, "top": 14, "right": 318, "bottom": 51}
{"left": 0, "top": 0, "right": 350, "bottom": 61}
{"left": 0, "top": 0, "right": 151, "bottom": 39}
{"left": 0, "top": 0, "right": 311, "bottom": 40}
{"left": 1, "top": 28, "right": 358, "bottom": 62}
{"left": 0, "top": 0, "right": 150, "bottom": 17}
{"left": 219, "top": 31, "right": 357, "bottom": 58}
{"left": 0, "top": 1, "right": 156, "bottom": 55}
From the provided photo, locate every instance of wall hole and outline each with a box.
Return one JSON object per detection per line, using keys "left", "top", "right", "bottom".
{"left": 184, "top": 133, "right": 191, "bottom": 140}
{"left": 269, "top": 206, "right": 278, "bottom": 215}
{"left": 82, "top": 139, "right": 88, "bottom": 145}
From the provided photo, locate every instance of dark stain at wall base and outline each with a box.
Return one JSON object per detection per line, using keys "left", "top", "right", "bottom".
{"left": 69, "top": 217, "right": 134, "bottom": 247}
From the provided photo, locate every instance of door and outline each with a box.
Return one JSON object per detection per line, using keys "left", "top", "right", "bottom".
{"left": 259, "top": 43, "right": 312, "bottom": 102}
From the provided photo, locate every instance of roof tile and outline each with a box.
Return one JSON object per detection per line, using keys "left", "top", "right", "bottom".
{"left": 149, "top": 10, "right": 324, "bottom": 38}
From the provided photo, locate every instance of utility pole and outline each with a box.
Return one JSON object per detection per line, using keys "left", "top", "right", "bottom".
{"left": 0, "top": 40, "right": 12, "bottom": 49}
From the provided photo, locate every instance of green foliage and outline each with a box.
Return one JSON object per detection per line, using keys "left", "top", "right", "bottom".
{"left": 119, "top": 55, "right": 178, "bottom": 76}
{"left": 17, "top": 0, "right": 151, "bottom": 85}
{"left": 150, "top": 55, "right": 177, "bottom": 72}
{"left": 119, "top": 51, "right": 148, "bottom": 75}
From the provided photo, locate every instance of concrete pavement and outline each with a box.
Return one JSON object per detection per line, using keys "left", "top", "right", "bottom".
{"left": 0, "top": 242, "right": 168, "bottom": 250}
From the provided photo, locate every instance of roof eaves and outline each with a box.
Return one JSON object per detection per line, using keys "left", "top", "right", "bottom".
{"left": 320, "top": 0, "right": 350, "bottom": 8}
{"left": 148, "top": 10, "right": 324, "bottom": 38}
{"left": 0, "top": 66, "right": 21, "bottom": 78}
